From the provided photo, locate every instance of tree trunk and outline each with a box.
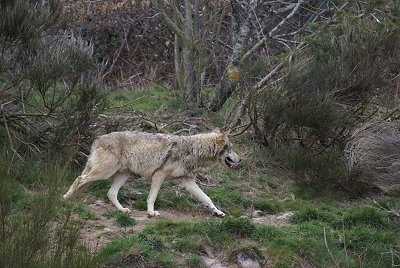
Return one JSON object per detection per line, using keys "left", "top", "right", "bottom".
{"left": 209, "top": 0, "right": 257, "bottom": 111}
{"left": 158, "top": 0, "right": 200, "bottom": 104}
{"left": 182, "top": 0, "right": 197, "bottom": 103}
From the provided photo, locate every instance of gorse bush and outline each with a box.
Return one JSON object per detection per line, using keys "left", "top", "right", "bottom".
{"left": 256, "top": 6, "right": 400, "bottom": 188}
{"left": 0, "top": 150, "right": 96, "bottom": 268}
{"left": 0, "top": 0, "right": 105, "bottom": 159}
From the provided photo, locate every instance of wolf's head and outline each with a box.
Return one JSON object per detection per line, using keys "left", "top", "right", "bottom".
{"left": 213, "top": 129, "right": 241, "bottom": 169}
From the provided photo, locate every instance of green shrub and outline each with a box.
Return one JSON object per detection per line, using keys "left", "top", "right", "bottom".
{"left": 281, "top": 147, "right": 349, "bottom": 187}
{"left": 0, "top": 0, "right": 106, "bottom": 160}
{"left": 0, "top": 151, "right": 95, "bottom": 268}
{"left": 256, "top": 8, "right": 400, "bottom": 190}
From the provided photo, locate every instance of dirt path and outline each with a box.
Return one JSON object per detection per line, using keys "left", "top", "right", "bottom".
{"left": 80, "top": 198, "right": 223, "bottom": 252}
{"left": 78, "top": 198, "right": 293, "bottom": 254}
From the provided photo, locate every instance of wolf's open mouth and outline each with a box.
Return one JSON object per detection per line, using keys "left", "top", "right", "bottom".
{"left": 225, "top": 157, "right": 238, "bottom": 169}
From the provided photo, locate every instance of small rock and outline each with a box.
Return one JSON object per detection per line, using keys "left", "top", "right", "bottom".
{"left": 276, "top": 212, "right": 294, "bottom": 220}
{"left": 251, "top": 210, "right": 264, "bottom": 217}
{"left": 202, "top": 256, "right": 226, "bottom": 268}
{"left": 95, "top": 199, "right": 105, "bottom": 206}
{"left": 237, "top": 253, "right": 261, "bottom": 268}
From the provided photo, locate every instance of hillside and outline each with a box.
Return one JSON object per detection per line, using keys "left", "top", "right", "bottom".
{"left": 1, "top": 87, "right": 399, "bottom": 267}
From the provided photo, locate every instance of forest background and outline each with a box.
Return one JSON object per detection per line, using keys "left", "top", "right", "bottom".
{"left": 0, "top": 0, "right": 400, "bottom": 267}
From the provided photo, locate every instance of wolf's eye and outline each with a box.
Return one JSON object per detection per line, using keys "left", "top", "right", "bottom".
{"left": 225, "top": 142, "right": 232, "bottom": 150}
{"left": 219, "top": 144, "right": 229, "bottom": 156}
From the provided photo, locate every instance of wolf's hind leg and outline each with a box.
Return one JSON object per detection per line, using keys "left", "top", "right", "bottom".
{"left": 64, "top": 164, "right": 95, "bottom": 199}
{"left": 180, "top": 178, "right": 225, "bottom": 217}
{"left": 63, "top": 157, "right": 119, "bottom": 199}
{"left": 63, "top": 175, "right": 85, "bottom": 199}
{"left": 108, "top": 172, "right": 130, "bottom": 213}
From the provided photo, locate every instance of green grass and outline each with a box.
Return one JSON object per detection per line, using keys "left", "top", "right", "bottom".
{"left": 115, "top": 212, "right": 136, "bottom": 227}
{"left": 73, "top": 203, "right": 99, "bottom": 220}
{"left": 254, "top": 198, "right": 283, "bottom": 213}
{"left": 89, "top": 180, "right": 111, "bottom": 198}
{"left": 95, "top": 199, "right": 399, "bottom": 268}
{"left": 106, "top": 86, "right": 183, "bottom": 113}
{"left": 185, "top": 253, "right": 205, "bottom": 267}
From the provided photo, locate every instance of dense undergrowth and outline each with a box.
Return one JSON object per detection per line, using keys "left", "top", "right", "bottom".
{"left": 1, "top": 88, "right": 399, "bottom": 267}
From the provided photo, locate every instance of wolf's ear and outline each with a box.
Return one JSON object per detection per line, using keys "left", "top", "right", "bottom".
{"left": 216, "top": 130, "right": 229, "bottom": 146}
{"left": 213, "top": 128, "right": 221, "bottom": 134}
{"left": 222, "top": 130, "right": 230, "bottom": 138}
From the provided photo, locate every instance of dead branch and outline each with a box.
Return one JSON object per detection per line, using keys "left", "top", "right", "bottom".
{"left": 243, "top": 0, "right": 305, "bottom": 62}
{"left": 227, "top": 63, "right": 283, "bottom": 130}
{"left": 369, "top": 199, "right": 400, "bottom": 217}
{"left": 324, "top": 227, "right": 339, "bottom": 268}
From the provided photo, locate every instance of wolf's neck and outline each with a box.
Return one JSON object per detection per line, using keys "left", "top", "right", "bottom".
{"left": 186, "top": 135, "right": 218, "bottom": 159}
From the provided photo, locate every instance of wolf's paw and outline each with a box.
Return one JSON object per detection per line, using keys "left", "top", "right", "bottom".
{"left": 148, "top": 211, "right": 160, "bottom": 217}
{"left": 213, "top": 209, "right": 226, "bottom": 218}
{"left": 63, "top": 193, "right": 70, "bottom": 199}
{"left": 119, "top": 207, "right": 131, "bottom": 213}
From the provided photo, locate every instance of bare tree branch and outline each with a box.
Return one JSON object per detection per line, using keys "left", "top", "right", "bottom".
{"left": 159, "top": 9, "right": 187, "bottom": 41}
{"left": 243, "top": 0, "right": 305, "bottom": 62}
{"left": 227, "top": 63, "right": 283, "bottom": 129}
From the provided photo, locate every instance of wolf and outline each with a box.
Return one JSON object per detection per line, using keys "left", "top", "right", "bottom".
{"left": 63, "top": 129, "right": 241, "bottom": 217}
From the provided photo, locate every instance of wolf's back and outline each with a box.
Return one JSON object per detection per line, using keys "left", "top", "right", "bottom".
{"left": 87, "top": 132, "right": 171, "bottom": 175}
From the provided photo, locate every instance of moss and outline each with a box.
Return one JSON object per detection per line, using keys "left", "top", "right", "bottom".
{"left": 227, "top": 63, "right": 241, "bottom": 83}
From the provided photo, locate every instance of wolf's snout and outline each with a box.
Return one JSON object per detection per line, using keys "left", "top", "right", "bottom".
{"left": 224, "top": 154, "right": 241, "bottom": 169}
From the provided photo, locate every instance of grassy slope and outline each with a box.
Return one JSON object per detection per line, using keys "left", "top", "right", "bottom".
{"left": 1, "top": 87, "right": 399, "bottom": 267}
{"left": 94, "top": 87, "right": 400, "bottom": 267}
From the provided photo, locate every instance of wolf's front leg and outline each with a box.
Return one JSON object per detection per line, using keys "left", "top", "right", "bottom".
{"left": 180, "top": 178, "right": 225, "bottom": 217}
{"left": 147, "top": 172, "right": 165, "bottom": 217}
